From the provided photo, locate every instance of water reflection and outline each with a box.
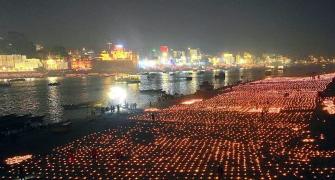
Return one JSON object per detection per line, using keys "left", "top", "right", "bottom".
{"left": 47, "top": 77, "right": 63, "bottom": 123}
{"left": 47, "top": 77, "right": 58, "bottom": 83}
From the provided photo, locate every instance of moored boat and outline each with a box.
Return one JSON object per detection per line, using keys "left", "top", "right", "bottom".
{"left": 214, "top": 71, "right": 225, "bottom": 79}
{"left": 48, "top": 82, "right": 60, "bottom": 86}
{"left": 50, "top": 120, "right": 72, "bottom": 133}
{"left": 9, "top": 78, "right": 26, "bottom": 82}
{"left": 0, "top": 82, "right": 11, "bottom": 88}
{"left": 115, "top": 74, "right": 141, "bottom": 84}
{"left": 199, "top": 81, "right": 214, "bottom": 91}
{"left": 62, "top": 101, "right": 96, "bottom": 110}
{"left": 265, "top": 70, "right": 272, "bottom": 76}
{"left": 186, "top": 77, "right": 193, "bottom": 81}
{"left": 139, "top": 89, "right": 163, "bottom": 93}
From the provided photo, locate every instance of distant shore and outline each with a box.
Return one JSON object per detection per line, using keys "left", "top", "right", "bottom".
{"left": 0, "top": 63, "right": 334, "bottom": 80}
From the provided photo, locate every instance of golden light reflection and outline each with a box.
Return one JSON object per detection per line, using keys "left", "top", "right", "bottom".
{"left": 47, "top": 77, "right": 59, "bottom": 83}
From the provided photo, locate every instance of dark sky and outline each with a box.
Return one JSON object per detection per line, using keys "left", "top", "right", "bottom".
{"left": 1, "top": 0, "right": 335, "bottom": 56}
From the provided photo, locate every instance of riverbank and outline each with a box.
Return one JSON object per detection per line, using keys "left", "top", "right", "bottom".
{"left": 0, "top": 111, "right": 139, "bottom": 160}
{"left": 2, "top": 73, "right": 335, "bottom": 179}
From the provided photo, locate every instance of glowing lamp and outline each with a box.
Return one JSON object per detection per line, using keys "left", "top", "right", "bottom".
{"left": 5, "top": 155, "right": 32, "bottom": 165}
{"left": 144, "top": 108, "right": 160, "bottom": 112}
{"left": 181, "top": 99, "right": 203, "bottom": 105}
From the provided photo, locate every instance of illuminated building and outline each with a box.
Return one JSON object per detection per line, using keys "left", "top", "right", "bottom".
{"left": 263, "top": 54, "right": 292, "bottom": 66}
{"left": 0, "top": 54, "right": 42, "bottom": 72}
{"left": 42, "top": 56, "right": 68, "bottom": 70}
{"left": 100, "top": 50, "right": 111, "bottom": 61}
{"left": 70, "top": 58, "right": 92, "bottom": 71}
{"left": 160, "top": 46, "right": 169, "bottom": 54}
{"left": 216, "top": 52, "right": 235, "bottom": 66}
{"left": 188, "top": 48, "right": 202, "bottom": 64}
{"left": 150, "top": 49, "right": 159, "bottom": 59}
{"left": 236, "top": 52, "right": 255, "bottom": 65}
{"left": 243, "top": 52, "right": 254, "bottom": 64}
{"left": 35, "top": 44, "right": 44, "bottom": 51}
{"left": 139, "top": 58, "right": 158, "bottom": 69}
{"left": 172, "top": 50, "right": 187, "bottom": 65}
{"left": 208, "top": 56, "right": 220, "bottom": 66}
{"left": 223, "top": 53, "right": 235, "bottom": 65}
{"left": 100, "top": 44, "right": 139, "bottom": 63}
{"left": 95, "top": 44, "right": 139, "bottom": 73}
{"left": 160, "top": 45, "right": 169, "bottom": 64}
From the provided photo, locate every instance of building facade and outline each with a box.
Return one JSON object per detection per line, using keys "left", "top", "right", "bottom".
{"left": 0, "top": 55, "right": 42, "bottom": 72}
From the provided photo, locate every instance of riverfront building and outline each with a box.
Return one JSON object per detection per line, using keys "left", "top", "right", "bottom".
{"left": 0, "top": 55, "right": 42, "bottom": 72}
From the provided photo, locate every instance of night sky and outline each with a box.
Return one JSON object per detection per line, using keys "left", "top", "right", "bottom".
{"left": 1, "top": 0, "right": 335, "bottom": 56}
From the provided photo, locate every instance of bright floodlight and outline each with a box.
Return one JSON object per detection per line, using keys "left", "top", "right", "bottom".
{"left": 109, "top": 86, "right": 127, "bottom": 104}
{"left": 115, "top": 44, "right": 124, "bottom": 49}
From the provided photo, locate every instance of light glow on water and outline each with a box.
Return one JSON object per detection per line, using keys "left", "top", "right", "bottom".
{"left": 47, "top": 76, "right": 58, "bottom": 83}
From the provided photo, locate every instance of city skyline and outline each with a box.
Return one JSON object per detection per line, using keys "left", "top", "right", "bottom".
{"left": 1, "top": 0, "right": 335, "bottom": 57}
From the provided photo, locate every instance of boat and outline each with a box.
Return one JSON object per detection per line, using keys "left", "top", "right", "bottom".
{"left": 197, "top": 71, "right": 205, "bottom": 75}
{"left": 0, "top": 82, "right": 11, "bottom": 88}
{"left": 199, "top": 81, "right": 214, "bottom": 91}
{"left": 186, "top": 77, "right": 193, "bottom": 81}
{"left": 48, "top": 82, "right": 60, "bottom": 86}
{"left": 115, "top": 74, "right": 141, "bottom": 84}
{"left": 57, "top": 120, "right": 72, "bottom": 126}
{"left": 169, "top": 73, "right": 175, "bottom": 76}
{"left": 0, "top": 114, "right": 45, "bottom": 136}
{"left": 9, "top": 78, "right": 26, "bottom": 82}
{"left": 62, "top": 101, "right": 96, "bottom": 110}
{"left": 278, "top": 65, "right": 284, "bottom": 70}
{"left": 139, "top": 89, "right": 163, "bottom": 93}
{"left": 126, "top": 79, "right": 141, "bottom": 84}
{"left": 50, "top": 120, "right": 72, "bottom": 133}
{"left": 141, "top": 72, "right": 150, "bottom": 75}
{"left": 214, "top": 71, "right": 225, "bottom": 79}
{"left": 265, "top": 70, "right": 272, "bottom": 76}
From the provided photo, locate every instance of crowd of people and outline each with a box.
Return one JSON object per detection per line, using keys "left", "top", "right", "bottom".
{"left": 91, "top": 102, "right": 138, "bottom": 118}
{"left": 2, "top": 74, "right": 335, "bottom": 179}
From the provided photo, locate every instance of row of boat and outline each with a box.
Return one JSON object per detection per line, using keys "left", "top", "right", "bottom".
{"left": 0, "top": 113, "right": 75, "bottom": 136}
{"left": 0, "top": 114, "right": 45, "bottom": 136}
{"left": 0, "top": 82, "right": 61, "bottom": 88}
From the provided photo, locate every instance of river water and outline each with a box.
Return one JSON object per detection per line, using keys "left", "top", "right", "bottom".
{"left": 0, "top": 64, "right": 334, "bottom": 123}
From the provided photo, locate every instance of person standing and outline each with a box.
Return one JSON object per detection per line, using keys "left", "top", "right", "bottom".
{"left": 18, "top": 166, "right": 25, "bottom": 180}
{"left": 117, "top": 104, "right": 120, "bottom": 113}
{"left": 151, "top": 113, "right": 155, "bottom": 121}
{"left": 218, "top": 165, "right": 224, "bottom": 180}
